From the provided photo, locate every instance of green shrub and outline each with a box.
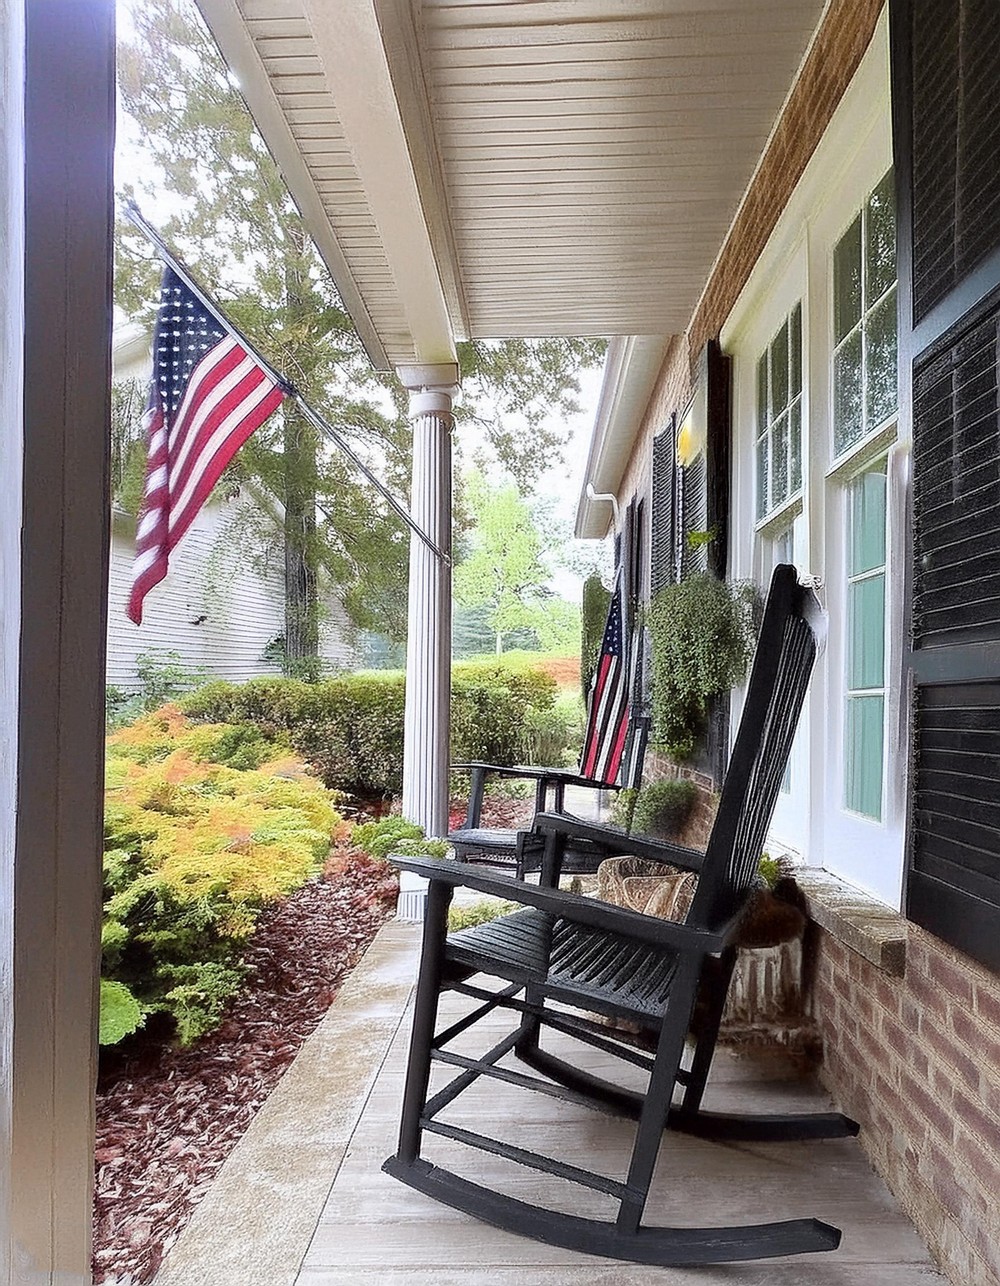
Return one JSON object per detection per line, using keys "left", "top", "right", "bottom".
{"left": 581, "top": 575, "right": 612, "bottom": 702}
{"left": 353, "top": 816, "right": 450, "bottom": 860}
{"left": 184, "top": 662, "right": 566, "bottom": 797}
{"left": 648, "top": 573, "right": 759, "bottom": 759}
{"left": 100, "top": 706, "right": 342, "bottom": 1045}
{"left": 608, "top": 787, "right": 638, "bottom": 831}
{"left": 99, "top": 979, "right": 144, "bottom": 1045}
{"left": 448, "top": 899, "right": 517, "bottom": 932}
{"left": 632, "top": 779, "right": 698, "bottom": 839}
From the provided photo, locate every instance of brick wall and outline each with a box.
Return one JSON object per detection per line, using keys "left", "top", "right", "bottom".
{"left": 622, "top": 0, "right": 884, "bottom": 482}
{"left": 810, "top": 926, "right": 1000, "bottom": 1286}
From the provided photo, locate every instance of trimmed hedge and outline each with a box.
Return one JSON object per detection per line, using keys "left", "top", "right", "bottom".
{"left": 182, "top": 662, "right": 567, "bottom": 798}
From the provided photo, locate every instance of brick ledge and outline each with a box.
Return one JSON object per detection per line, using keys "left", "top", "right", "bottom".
{"left": 794, "top": 867, "right": 907, "bottom": 977}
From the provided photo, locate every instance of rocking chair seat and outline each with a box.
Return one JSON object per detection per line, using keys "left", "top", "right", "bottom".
{"left": 446, "top": 907, "right": 680, "bottom": 1022}
{"left": 447, "top": 826, "right": 527, "bottom": 866}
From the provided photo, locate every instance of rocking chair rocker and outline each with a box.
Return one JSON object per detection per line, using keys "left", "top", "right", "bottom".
{"left": 384, "top": 566, "right": 858, "bottom": 1266}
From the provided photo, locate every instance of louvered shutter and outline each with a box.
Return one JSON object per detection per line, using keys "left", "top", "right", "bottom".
{"left": 679, "top": 454, "right": 709, "bottom": 579}
{"left": 650, "top": 416, "right": 676, "bottom": 595}
{"left": 895, "top": 0, "right": 1000, "bottom": 969}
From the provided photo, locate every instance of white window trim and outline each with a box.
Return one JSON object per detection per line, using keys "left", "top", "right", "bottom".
{"left": 721, "top": 8, "right": 906, "bottom": 908}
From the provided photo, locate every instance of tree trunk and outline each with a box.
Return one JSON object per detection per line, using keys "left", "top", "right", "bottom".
{"left": 283, "top": 402, "right": 319, "bottom": 666}
{"left": 282, "top": 230, "right": 320, "bottom": 671}
{"left": 495, "top": 632, "right": 503, "bottom": 655}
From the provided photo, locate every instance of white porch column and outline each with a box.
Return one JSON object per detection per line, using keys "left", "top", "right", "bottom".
{"left": 396, "top": 365, "right": 457, "bottom": 918}
{"left": 2, "top": 0, "right": 114, "bottom": 1278}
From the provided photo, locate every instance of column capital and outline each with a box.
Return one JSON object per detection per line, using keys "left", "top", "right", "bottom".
{"left": 395, "top": 361, "right": 461, "bottom": 394}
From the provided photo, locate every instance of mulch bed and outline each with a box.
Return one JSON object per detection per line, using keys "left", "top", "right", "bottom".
{"left": 92, "top": 851, "right": 398, "bottom": 1286}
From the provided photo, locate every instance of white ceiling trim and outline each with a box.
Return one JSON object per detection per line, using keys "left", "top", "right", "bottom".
{"left": 196, "top": 0, "right": 389, "bottom": 369}
{"left": 299, "top": 0, "right": 457, "bottom": 366}
{"left": 575, "top": 335, "right": 671, "bottom": 540}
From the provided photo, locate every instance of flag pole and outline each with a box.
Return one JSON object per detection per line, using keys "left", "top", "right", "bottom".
{"left": 122, "top": 200, "right": 451, "bottom": 566}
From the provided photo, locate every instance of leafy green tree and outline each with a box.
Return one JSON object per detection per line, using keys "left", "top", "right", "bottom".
{"left": 114, "top": 0, "right": 604, "bottom": 660}
{"left": 454, "top": 470, "right": 578, "bottom": 654}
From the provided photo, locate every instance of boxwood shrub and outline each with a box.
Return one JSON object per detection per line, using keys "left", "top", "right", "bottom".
{"left": 183, "top": 662, "right": 567, "bottom": 798}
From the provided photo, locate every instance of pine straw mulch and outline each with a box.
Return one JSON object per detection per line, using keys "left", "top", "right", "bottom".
{"left": 92, "top": 850, "right": 399, "bottom": 1286}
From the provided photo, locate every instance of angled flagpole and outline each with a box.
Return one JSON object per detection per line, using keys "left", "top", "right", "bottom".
{"left": 122, "top": 200, "right": 450, "bottom": 566}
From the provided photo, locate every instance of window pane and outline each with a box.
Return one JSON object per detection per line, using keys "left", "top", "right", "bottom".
{"left": 757, "top": 353, "right": 768, "bottom": 432}
{"left": 789, "top": 399, "right": 802, "bottom": 493}
{"left": 790, "top": 302, "right": 802, "bottom": 398}
{"left": 866, "top": 287, "right": 898, "bottom": 428}
{"left": 834, "top": 329, "right": 864, "bottom": 454}
{"left": 834, "top": 214, "right": 863, "bottom": 343}
{"left": 850, "top": 466, "right": 887, "bottom": 574}
{"left": 848, "top": 573, "right": 885, "bottom": 689}
{"left": 866, "top": 169, "right": 896, "bottom": 304}
{"left": 845, "top": 694, "right": 884, "bottom": 819}
{"left": 772, "top": 411, "right": 789, "bottom": 506}
{"left": 756, "top": 431, "right": 769, "bottom": 518}
{"left": 771, "top": 318, "right": 789, "bottom": 413}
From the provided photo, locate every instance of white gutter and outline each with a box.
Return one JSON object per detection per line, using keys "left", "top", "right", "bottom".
{"left": 574, "top": 335, "right": 671, "bottom": 539}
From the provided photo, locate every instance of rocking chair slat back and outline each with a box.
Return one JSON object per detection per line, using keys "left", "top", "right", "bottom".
{"left": 690, "top": 566, "right": 820, "bottom": 929}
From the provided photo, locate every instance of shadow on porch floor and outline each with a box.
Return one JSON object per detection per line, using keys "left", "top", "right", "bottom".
{"left": 151, "top": 921, "right": 944, "bottom": 1286}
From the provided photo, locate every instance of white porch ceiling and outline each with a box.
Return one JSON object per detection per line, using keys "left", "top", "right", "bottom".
{"left": 198, "top": 0, "right": 826, "bottom": 369}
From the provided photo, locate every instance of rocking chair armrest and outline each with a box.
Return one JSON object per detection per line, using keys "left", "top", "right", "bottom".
{"left": 532, "top": 812, "right": 705, "bottom": 874}
{"left": 388, "top": 855, "right": 729, "bottom": 954}
{"left": 452, "top": 762, "right": 611, "bottom": 789}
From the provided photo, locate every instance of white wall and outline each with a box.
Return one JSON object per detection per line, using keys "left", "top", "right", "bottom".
{"left": 108, "top": 500, "right": 357, "bottom": 687}
{"left": 110, "top": 329, "right": 358, "bottom": 686}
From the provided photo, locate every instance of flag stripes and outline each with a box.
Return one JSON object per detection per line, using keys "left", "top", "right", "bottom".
{"left": 127, "top": 269, "right": 286, "bottom": 625}
{"left": 580, "top": 569, "right": 631, "bottom": 785}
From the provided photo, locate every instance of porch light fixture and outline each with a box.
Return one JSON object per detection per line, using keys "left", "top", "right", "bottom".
{"left": 676, "top": 388, "right": 707, "bottom": 467}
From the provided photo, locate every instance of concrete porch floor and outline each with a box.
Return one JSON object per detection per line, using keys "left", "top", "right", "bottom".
{"left": 152, "top": 921, "right": 945, "bottom": 1286}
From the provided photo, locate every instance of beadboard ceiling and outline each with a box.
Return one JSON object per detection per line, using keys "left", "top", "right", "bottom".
{"left": 197, "top": 0, "right": 825, "bottom": 368}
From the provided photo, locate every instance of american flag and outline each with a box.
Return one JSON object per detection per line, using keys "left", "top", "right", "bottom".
{"left": 126, "top": 267, "right": 287, "bottom": 624}
{"left": 580, "top": 568, "right": 631, "bottom": 785}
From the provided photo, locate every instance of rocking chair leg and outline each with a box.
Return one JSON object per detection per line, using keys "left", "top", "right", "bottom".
{"left": 682, "top": 947, "right": 737, "bottom": 1114}
{"left": 616, "top": 958, "right": 701, "bottom": 1235}
{"left": 397, "top": 879, "right": 453, "bottom": 1164}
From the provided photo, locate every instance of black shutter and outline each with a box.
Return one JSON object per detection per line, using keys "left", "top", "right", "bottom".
{"left": 650, "top": 416, "right": 676, "bottom": 595}
{"left": 679, "top": 454, "right": 708, "bottom": 579}
{"left": 895, "top": 0, "right": 1000, "bottom": 970}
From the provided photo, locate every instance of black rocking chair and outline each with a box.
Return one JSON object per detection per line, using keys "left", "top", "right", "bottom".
{"left": 449, "top": 717, "right": 649, "bottom": 877}
{"left": 384, "top": 566, "right": 859, "bottom": 1266}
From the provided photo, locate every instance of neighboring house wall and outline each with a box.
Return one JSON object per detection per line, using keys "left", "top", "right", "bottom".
{"left": 108, "top": 501, "right": 356, "bottom": 688}
{"left": 598, "top": 4, "right": 999, "bottom": 1284}
{"left": 109, "top": 326, "right": 357, "bottom": 687}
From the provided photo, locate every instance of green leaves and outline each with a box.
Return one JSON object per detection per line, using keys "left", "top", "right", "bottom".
{"left": 99, "top": 980, "right": 145, "bottom": 1046}
{"left": 648, "top": 574, "right": 759, "bottom": 760}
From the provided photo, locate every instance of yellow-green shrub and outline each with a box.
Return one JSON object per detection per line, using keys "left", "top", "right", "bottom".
{"left": 101, "top": 706, "right": 343, "bottom": 1045}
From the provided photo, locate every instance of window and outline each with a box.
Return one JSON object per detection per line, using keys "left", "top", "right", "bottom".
{"left": 756, "top": 303, "right": 803, "bottom": 519}
{"left": 723, "top": 12, "right": 900, "bottom": 900}
{"left": 844, "top": 463, "right": 887, "bottom": 819}
{"left": 833, "top": 170, "right": 897, "bottom": 456}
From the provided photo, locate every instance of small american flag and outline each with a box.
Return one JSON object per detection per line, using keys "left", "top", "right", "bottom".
{"left": 127, "top": 267, "right": 286, "bottom": 624}
{"left": 580, "top": 568, "right": 631, "bottom": 785}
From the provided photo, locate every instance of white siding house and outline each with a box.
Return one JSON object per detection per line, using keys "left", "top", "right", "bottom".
{"left": 109, "top": 323, "right": 357, "bottom": 688}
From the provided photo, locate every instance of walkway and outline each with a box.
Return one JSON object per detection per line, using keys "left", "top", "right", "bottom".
{"left": 152, "top": 921, "right": 944, "bottom": 1286}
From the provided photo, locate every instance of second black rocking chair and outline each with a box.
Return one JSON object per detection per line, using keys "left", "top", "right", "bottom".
{"left": 384, "top": 566, "right": 859, "bottom": 1266}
